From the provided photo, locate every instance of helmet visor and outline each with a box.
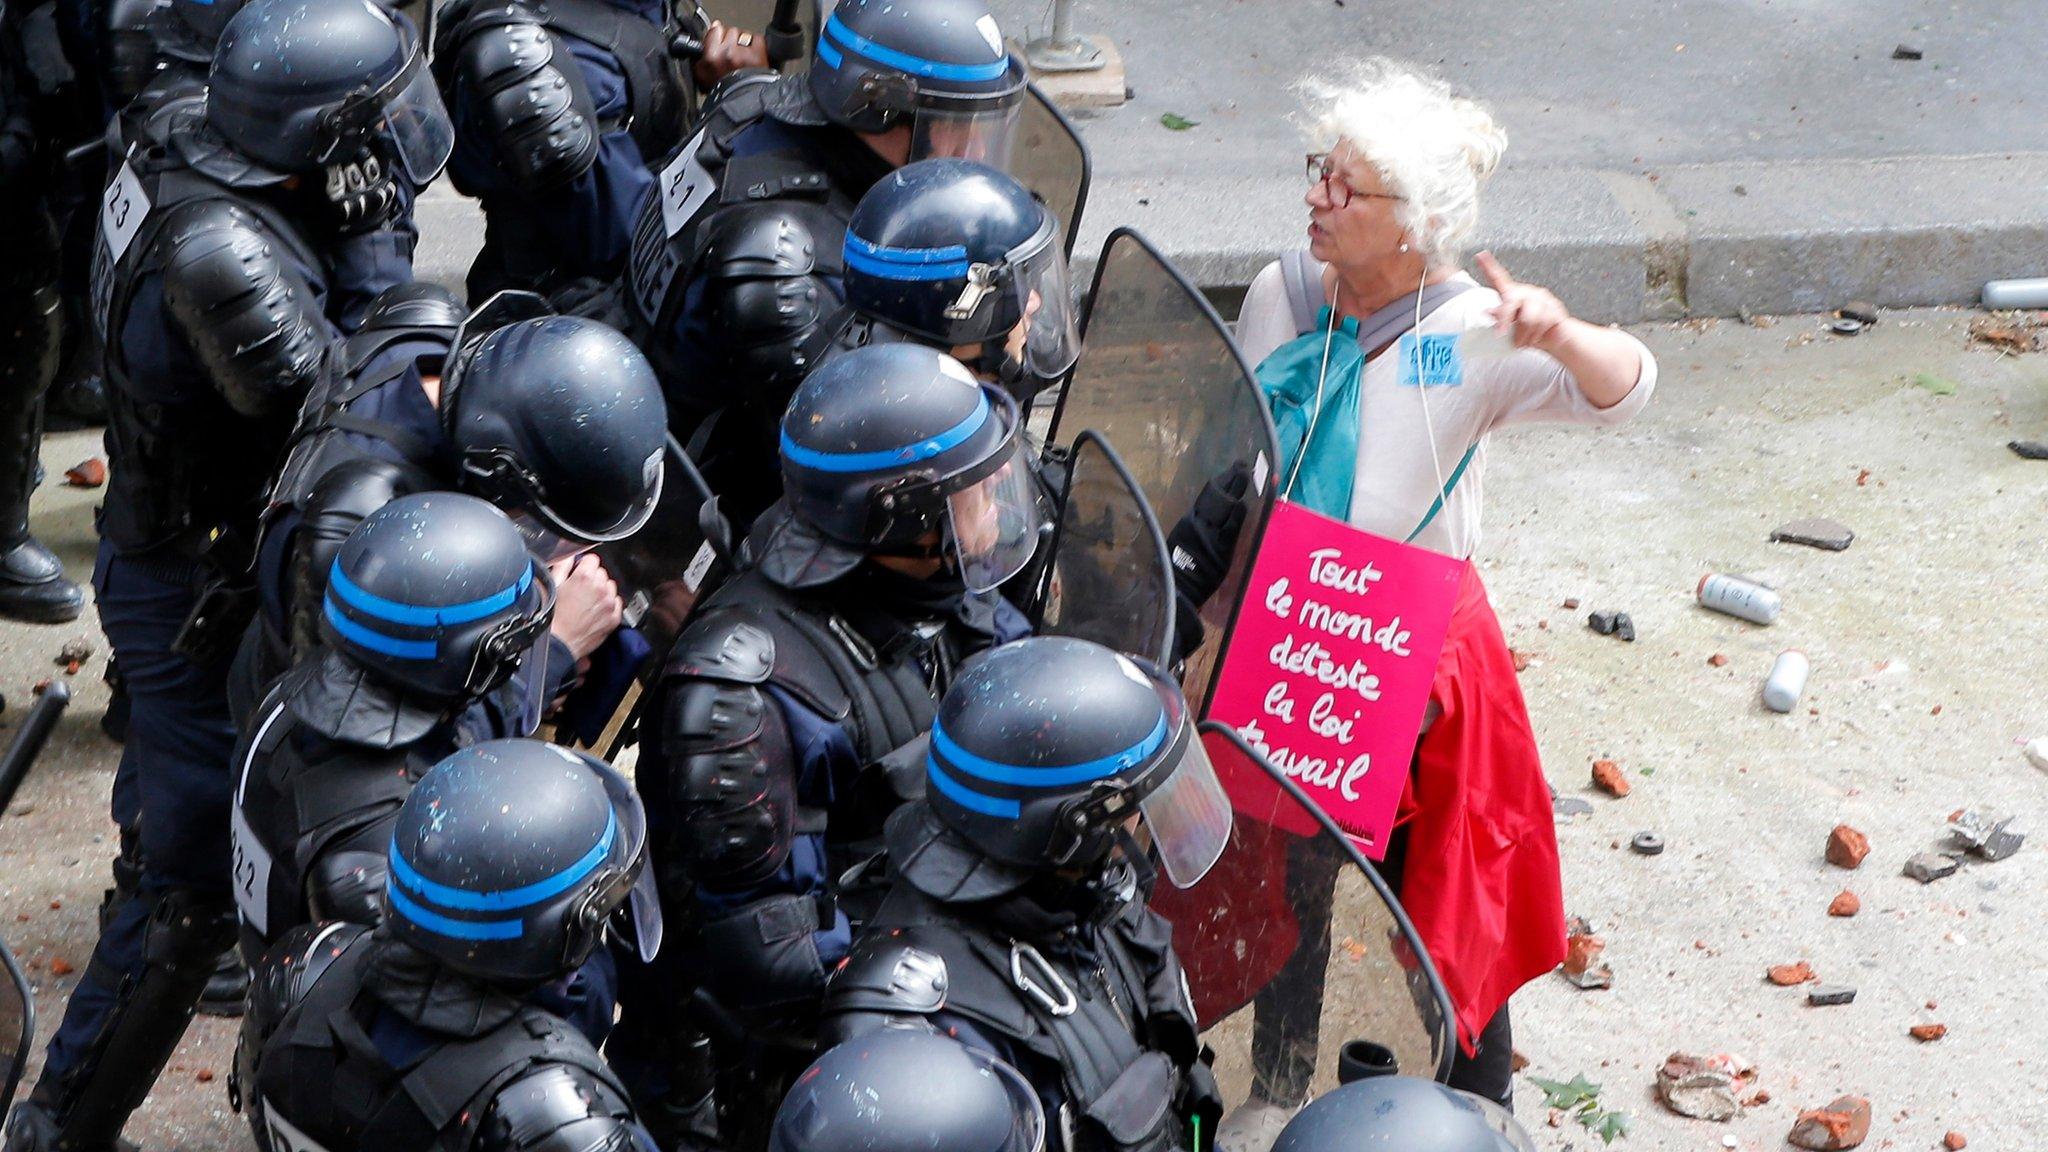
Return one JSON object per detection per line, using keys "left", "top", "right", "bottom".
{"left": 1136, "top": 722, "right": 1233, "bottom": 889}
{"left": 477, "top": 562, "right": 555, "bottom": 736}
{"left": 591, "top": 757, "right": 664, "bottom": 963}
{"left": 1468, "top": 1094, "right": 1540, "bottom": 1152}
{"left": 946, "top": 442, "right": 1046, "bottom": 593}
{"left": 510, "top": 510, "right": 595, "bottom": 565}
{"left": 1012, "top": 236, "right": 1080, "bottom": 381}
{"left": 911, "top": 102, "right": 1021, "bottom": 169}
{"left": 378, "top": 63, "right": 455, "bottom": 185}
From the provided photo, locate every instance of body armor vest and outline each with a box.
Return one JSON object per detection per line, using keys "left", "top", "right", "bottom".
{"left": 265, "top": 326, "right": 449, "bottom": 520}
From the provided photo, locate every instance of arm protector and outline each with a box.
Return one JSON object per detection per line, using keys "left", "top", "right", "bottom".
{"left": 451, "top": 3, "right": 602, "bottom": 193}
{"left": 159, "top": 200, "right": 333, "bottom": 419}
{"left": 475, "top": 1061, "right": 646, "bottom": 1152}
{"left": 288, "top": 456, "right": 431, "bottom": 659}
{"left": 694, "top": 202, "right": 847, "bottom": 404}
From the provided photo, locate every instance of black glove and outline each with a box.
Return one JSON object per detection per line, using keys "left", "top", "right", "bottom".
{"left": 317, "top": 148, "right": 403, "bottom": 235}
{"left": 1167, "top": 460, "right": 1252, "bottom": 609}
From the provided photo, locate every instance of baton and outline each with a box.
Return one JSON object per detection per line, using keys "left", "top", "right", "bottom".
{"left": 0, "top": 680, "right": 71, "bottom": 816}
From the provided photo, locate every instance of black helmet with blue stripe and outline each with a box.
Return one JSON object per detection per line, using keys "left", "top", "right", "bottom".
{"left": 754, "top": 343, "right": 1046, "bottom": 591}
{"left": 915, "top": 637, "right": 1233, "bottom": 895}
{"left": 306, "top": 493, "right": 554, "bottom": 742}
{"left": 844, "top": 159, "right": 1080, "bottom": 403}
{"left": 807, "top": 0, "right": 1027, "bottom": 166}
{"left": 384, "top": 739, "right": 661, "bottom": 986}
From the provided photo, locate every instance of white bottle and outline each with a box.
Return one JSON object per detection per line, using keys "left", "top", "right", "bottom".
{"left": 1698, "top": 574, "right": 1782, "bottom": 625}
{"left": 1762, "top": 650, "right": 1809, "bottom": 714}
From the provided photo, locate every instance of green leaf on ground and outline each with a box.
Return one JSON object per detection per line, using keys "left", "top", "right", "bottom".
{"left": 1160, "top": 112, "right": 1199, "bottom": 131}
{"left": 1590, "top": 1110, "right": 1631, "bottom": 1144}
{"left": 1912, "top": 372, "right": 1958, "bottom": 396}
{"left": 1529, "top": 1074, "right": 1601, "bottom": 1110}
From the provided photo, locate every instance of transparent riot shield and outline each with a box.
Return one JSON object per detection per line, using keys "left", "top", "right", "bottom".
{"left": 1150, "top": 722, "right": 1454, "bottom": 1107}
{"left": 1033, "top": 430, "right": 1174, "bottom": 666}
{"left": 0, "top": 940, "right": 29, "bottom": 1122}
{"left": 1012, "top": 84, "right": 1091, "bottom": 260}
{"left": 1046, "top": 228, "right": 1279, "bottom": 714}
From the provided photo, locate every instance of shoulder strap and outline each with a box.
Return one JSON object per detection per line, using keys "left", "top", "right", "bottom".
{"left": 1280, "top": 251, "right": 1326, "bottom": 338}
{"left": 1354, "top": 279, "right": 1478, "bottom": 362}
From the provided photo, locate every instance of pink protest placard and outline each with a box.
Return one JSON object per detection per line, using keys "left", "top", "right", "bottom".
{"left": 1205, "top": 499, "right": 1465, "bottom": 858}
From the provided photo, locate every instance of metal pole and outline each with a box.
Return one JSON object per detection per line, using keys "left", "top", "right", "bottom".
{"left": 1025, "top": 0, "right": 1105, "bottom": 73}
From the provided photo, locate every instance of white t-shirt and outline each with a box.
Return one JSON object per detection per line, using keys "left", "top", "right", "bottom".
{"left": 1236, "top": 259, "right": 1658, "bottom": 558}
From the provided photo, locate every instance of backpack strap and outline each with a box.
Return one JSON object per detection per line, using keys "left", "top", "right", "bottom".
{"left": 1279, "top": 250, "right": 1327, "bottom": 338}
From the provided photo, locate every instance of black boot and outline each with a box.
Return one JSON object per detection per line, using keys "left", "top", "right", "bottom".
{"left": 194, "top": 948, "right": 249, "bottom": 1018}
{"left": 0, "top": 276, "right": 83, "bottom": 625}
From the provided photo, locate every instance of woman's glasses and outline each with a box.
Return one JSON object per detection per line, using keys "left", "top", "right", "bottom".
{"left": 1305, "top": 152, "right": 1406, "bottom": 209}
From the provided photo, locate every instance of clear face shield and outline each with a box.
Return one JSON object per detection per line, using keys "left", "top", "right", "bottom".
{"left": 1130, "top": 694, "right": 1233, "bottom": 889}
{"left": 1006, "top": 232, "right": 1081, "bottom": 382}
{"left": 509, "top": 509, "right": 597, "bottom": 566}
{"left": 946, "top": 441, "right": 1047, "bottom": 593}
{"left": 323, "top": 24, "right": 454, "bottom": 185}
{"left": 900, "top": 58, "right": 1028, "bottom": 168}
{"left": 585, "top": 758, "right": 664, "bottom": 964}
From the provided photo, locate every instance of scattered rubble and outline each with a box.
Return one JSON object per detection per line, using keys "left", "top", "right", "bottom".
{"left": 1510, "top": 649, "right": 1532, "bottom": 673}
{"left": 1654, "top": 1052, "right": 1754, "bottom": 1122}
{"left": 1827, "top": 890, "right": 1861, "bottom": 917}
{"left": 2026, "top": 737, "right": 2048, "bottom": 771}
{"left": 1708, "top": 652, "right": 1729, "bottom": 667}
{"left": 1891, "top": 44, "right": 1923, "bottom": 60}
{"left": 1591, "top": 760, "right": 1630, "bottom": 797}
{"left": 1944, "top": 1133, "right": 1966, "bottom": 1151}
{"left": 1561, "top": 597, "right": 1580, "bottom": 610}
{"left": 1560, "top": 919, "right": 1613, "bottom": 990}
{"left": 62, "top": 458, "right": 105, "bottom": 488}
{"left": 1826, "top": 825, "right": 1870, "bottom": 869}
{"left": 1553, "top": 796, "right": 1594, "bottom": 820}
{"left": 1767, "top": 961, "right": 1817, "bottom": 986}
{"left": 1788, "top": 1096, "right": 1871, "bottom": 1151}
{"left": 1807, "top": 984, "right": 1857, "bottom": 1007}
{"left": 1587, "top": 610, "right": 1635, "bottom": 642}
{"left": 2011, "top": 441, "right": 2048, "bottom": 461}
{"left": 55, "top": 638, "right": 94, "bottom": 675}
{"left": 1968, "top": 312, "right": 2048, "bottom": 353}
{"left": 1770, "top": 517, "right": 1854, "bottom": 551}
{"left": 1630, "top": 831, "right": 1665, "bottom": 856}
{"left": 1903, "top": 852, "right": 1961, "bottom": 883}
{"left": 1909, "top": 1024, "right": 1947, "bottom": 1043}
{"left": 1837, "top": 301, "right": 1880, "bottom": 326}
{"left": 48, "top": 957, "right": 73, "bottom": 976}
{"left": 1946, "top": 809, "right": 2023, "bottom": 861}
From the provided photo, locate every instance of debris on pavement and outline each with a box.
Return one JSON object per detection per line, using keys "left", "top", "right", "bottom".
{"left": 1981, "top": 278, "right": 2048, "bottom": 309}
{"left": 1911, "top": 372, "right": 1958, "bottom": 396}
{"left": 1562, "top": 597, "right": 1580, "bottom": 610}
{"left": 1903, "top": 852, "right": 1961, "bottom": 883}
{"left": 1561, "top": 919, "right": 1613, "bottom": 990}
{"left": 1947, "top": 808, "right": 2024, "bottom": 861}
{"left": 55, "top": 638, "right": 94, "bottom": 674}
{"left": 1587, "top": 610, "right": 1635, "bottom": 641}
{"left": 2026, "top": 737, "right": 2048, "bottom": 771}
{"left": 1708, "top": 652, "right": 1729, "bottom": 667}
{"left": 1944, "top": 1132, "right": 1967, "bottom": 1151}
{"left": 1788, "top": 1096, "right": 1871, "bottom": 1151}
{"left": 1591, "top": 759, "right": 1630, "bottom": 797}
{"left": 1827, "top": 317, "right": 1865, "bottom": 337}
{"left": 1767, "top": 960, "right": 1816, "bottom": 986}
{"left": 1510, "top": 649, "right": 1532, "bottom": 672}
{"left": 1630, "top": 831, "right": 1664, "bottom": 856}
{"left": 1967, "top": 312, "right": 2048, "bottom": 354}
{"left": 1763, "top": 649, "right": 1810, "bottom": 713}
{"left": 1909, "top": 1023, "right": 1947, "bottom": 1042}
{"left": 48, "top": 957, "right": 74, "bottom": 976}
{"left": 1553, "top": 796, "right": 1595, "bottom": 820}
{"left": 1770, "top": 517, "right": 1854, "bottom": 551}
{"left": 1826, "top": 824, "right": 1870, "bottom": 869}
{"left": 62, "top": 458, "right": 106, "bottom": 488}
{"left": 1654, "top": 1052, "right": 1754, "bottom": 1122}
{"left": 1698, "top": 573, "right": 1781, "bottom": 625}
{"left": 1837, "top": 301, "right": 1879, "bottom": 325}
{"left": 2009, "top": 440, "right": 2048, "bottom": 461}
{"left": 1891, "top": 44, "right": 1924, "bottom": 60}
{"left": 1530, "top": 1073, "right": 1630, "bottom": 1144}
{"left": 1807, "top": 984, "right": 1856, "bottom": 1007}
{"left": 1828, "top": 890, "right": 1861, "bottom": 917}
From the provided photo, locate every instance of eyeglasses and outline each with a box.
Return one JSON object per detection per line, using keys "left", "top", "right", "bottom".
{"left": 1305, "top": 152, "right": 1406, "bottom": 209}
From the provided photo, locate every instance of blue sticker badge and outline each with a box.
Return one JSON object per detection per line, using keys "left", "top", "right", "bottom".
{"left": 1395, "top": 333, "right": 1464, "bottom": 388}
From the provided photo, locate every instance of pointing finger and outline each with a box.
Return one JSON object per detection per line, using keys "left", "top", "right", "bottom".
{"left": 1474, "top": 250, "right": 1516, "bottom": 295}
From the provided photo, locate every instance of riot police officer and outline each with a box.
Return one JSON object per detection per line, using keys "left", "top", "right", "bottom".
{"left": 232, "top": 493, "right": 555, "bottom": 963}
{"left": 1266, "top": 1076, "right": 1535, "bottom": 1152}
{"left": 821, "top": 635, "right": 1231, "bottom": 1152}
{"left": 622, "top": 0, "right": 1027, "bottom": 509}
{"left": 234, "top": 294, "right": 667, "bottom": 725}
{"left": 238, "top": 737, "right": 662, "bottom": 1152}
{"left": 434, "top": 0, "right": 764, "bottom": 301}
{"left": 769, "top": 1027, "right": 1046, "bottom": 1152}
{"left": 2, "top": 3, "right": 453, "bottom": 1148}
{"left": 609, "top": 342, "right": 1042, "bottom": 1145}
{"left": 0, "top": 3, "right": 82, "bottom": 623}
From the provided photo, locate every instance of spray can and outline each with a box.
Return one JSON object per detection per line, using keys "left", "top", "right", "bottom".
{"left": 1697, "top": 574, "right": 1782, "bottom": 625}
{"left": 1762, "top": 650, "right": 1809, "bottom": 714}
{"left": 1982, "top": 279, "right": 2048, "bottom": 310}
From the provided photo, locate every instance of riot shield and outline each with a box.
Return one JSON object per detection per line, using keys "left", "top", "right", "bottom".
{"left": 1150, "top": 722, "right": 1454, "bottom": 1106}
{"left": 1046, "top": 228, "right": 1278, "bottom": 715}
{"left": 0, "top": 939, "right": 29, "bottom": 1122}
{"left": 1033, "top": 431, "right": 1174, "bottom": 666}
{"left": 1012, "top": 84, "right": 1091, "bottom": 260}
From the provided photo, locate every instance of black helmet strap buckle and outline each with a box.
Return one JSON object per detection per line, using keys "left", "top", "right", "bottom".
{"left": 462, "top": 561, "right": 554, "bottom": 694}
{"left": 563, "top": 862, "right": 635, "bottom": 966}
{"left": 1009, "top": 941, "right": 1077, "bottom": 1017}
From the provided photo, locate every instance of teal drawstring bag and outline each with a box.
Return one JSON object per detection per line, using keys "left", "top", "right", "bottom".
{"left": 1258, "top": 305, "right": 1365, "bottom": 521}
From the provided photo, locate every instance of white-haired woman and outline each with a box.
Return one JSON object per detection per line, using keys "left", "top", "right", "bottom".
{"left": 1218, "top": 61, "right": 1654, "bottom": 1145}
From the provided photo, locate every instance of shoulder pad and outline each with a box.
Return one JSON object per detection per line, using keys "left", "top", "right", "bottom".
{"left": 302, "top": 455, "right": 434, "bottom": 526}
{"left": 305, "top": 847, "right": 390, "bottom": 928}
{"left": 476, "top": 1062, "right": 641, "bottom": 1152}
{"left": 664, "top": 608, "right": 776, "bottom": 685}
{"left": 247, "top": 922, "right": 369, "bottom": 1039}
{"left": 680, "top": 594, "right": 856, "bottom": 724}
{"left": 157, "top": 199, "right": 330, "bottom": 419}
{"left": 451, "top": 5, "right": 601, "bottom": 193}
{"left": 827, "top": 928, "right": 951, "bottom": 1015}
{"left": 653, "top": 673, "right": 794, "bottom": 887}
{"left": 698, "top": 202, "right": 823, "bottom": 281}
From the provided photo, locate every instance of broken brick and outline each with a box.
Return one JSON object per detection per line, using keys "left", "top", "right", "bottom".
{"left": 1708, "top": 652, "right": 1729, "bottom": 667}
{"left": 1828, "top": 890, "right": 1861, "bottom": 917}
{"left": 1767, "top": 961, "right": 1817, "bottom": 986}
{"left": 1748, "top": 1089, "right": 1773, "bottom": 1106}
{"left": 1563, "top": 932, "right": 1606, "bottom": 976}
{"left": 1655, "top": 1052, "right": 1754, "bottom": 1122}
{"left": 1789, "top": 1096, "right": 1871, "bottom": 1150}
{"left": 195, "top": 1069, "right": 215, "bottom": 1083}
{"left": 1909, "top": 1024, "right": 1947, "bottom": 1042}
{"left": 1826, "top": 825, "right": 1870, "bottom": 869}
{"left": 1944, "top": 1132, "right": 1966, "bottom": 1150}
{"left": 1510, "top": 1049, "right": 1530, "bottom": 1073}
{"left": 1856, "top": 468, "right": 1871, "bottom": 487}
{"left": 1904, "top": 852, "right": 1960, "bottom": 883}
{"left": 62, "top": 458, "right": 106, "bottom": 488}
{"left": 1592, "top": 760, "right": 1630, "bottom": 797}
{"left": 1510, "top": 649, "right": 1531, "bottom": 673}
{"left": 1807, "top": 984, "right": 1856, "bottom": 1006}
{"left": 1562, "top": 598, "right": 1580, "bottom": 610}
{"left": 48, "top": 957, "right": 74, "bottom": 976}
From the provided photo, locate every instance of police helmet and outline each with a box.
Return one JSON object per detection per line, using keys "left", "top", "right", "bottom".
{"left": 1270, "top": 1077, "right": 1536, "bottom": 1152}
{"left": 148, "top": 0, "right": 256, "bottom": 64}
{"left": 808, "top": 0, "right": 1027, "bottom": 167}
{"left": 207, "top": 0, "right": 453, "bottom": 182}
{"left": 771, "top": 1028, "right": 1045, "bottom": 1152}
{"left": 358, "top": 281, "right": 466, "bottom": 337}
{"left": 319, "top": 492, "right": 553, "bottom": 709}
{"left": 385, "top": 739, "right": 661, "bottom": 986}
{"left": 755, "top": 343, "right": 1045, "bottom": 591}
{"left": 922, "top": 636, "right": 1232, "bottom": 890}
{"left": 844, "top": 160, "right": 1080, "bottom": 403}
{"left": 442, "top": 313, "right": 669, "bottom": 560}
